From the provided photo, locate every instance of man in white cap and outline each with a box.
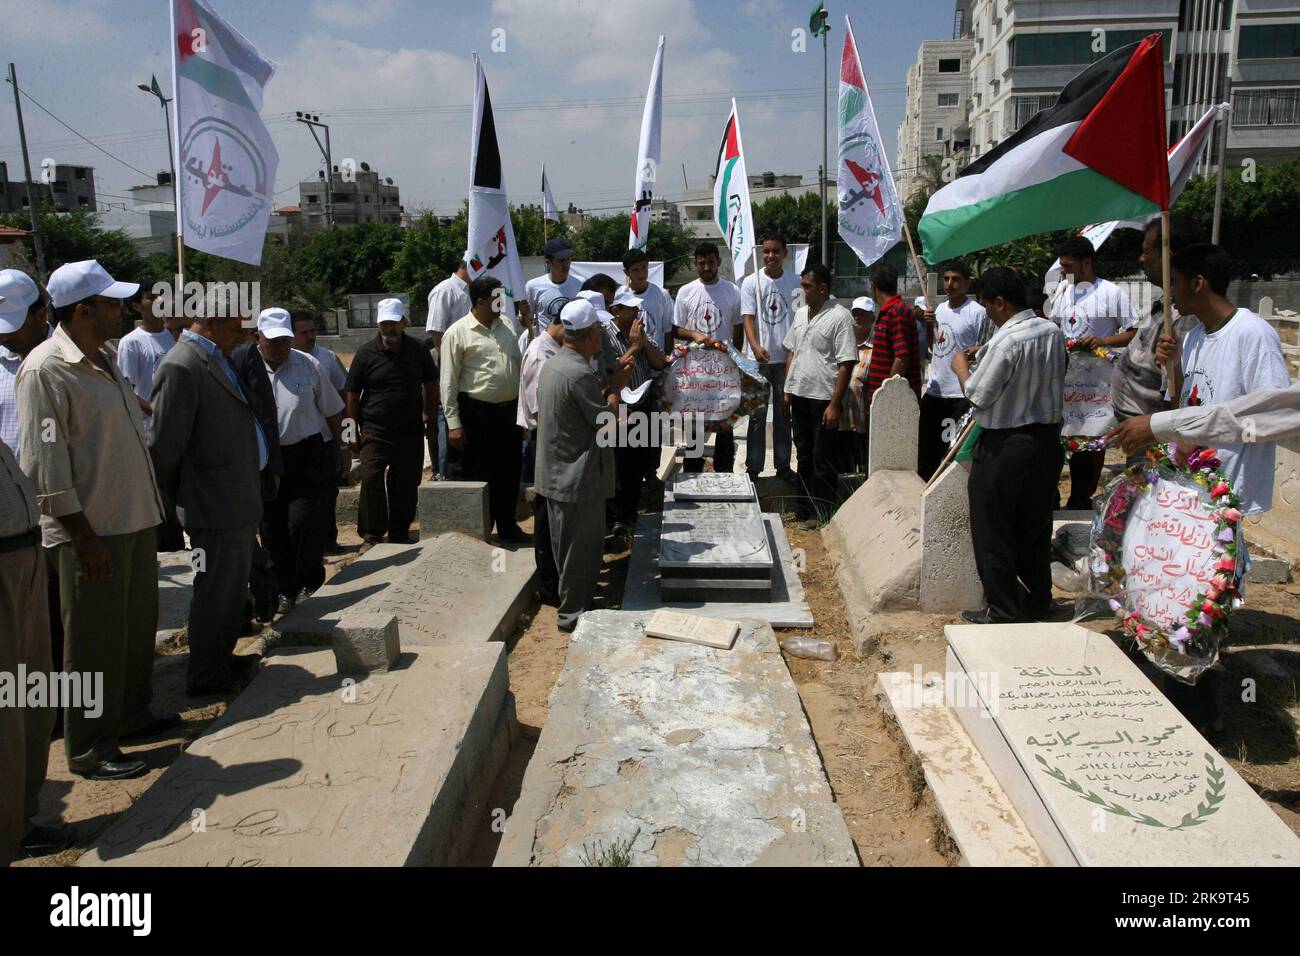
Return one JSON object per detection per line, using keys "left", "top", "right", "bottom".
{"left": 536, "top": 299, "right": 632, "bottom": 631}
{"left": 441, "top": 277, "right": 527, "bottom": 544}
{"left": 345, "top": 298, "right": 437, "bottom": 544}
{"left": 518, "top": 299, "right": 566, "bottom": 605}
{"left": 256, "top": 308, "right": 348, "bottom": 612}
{"left": 601, "top": 287, "right": 668, "bottom": 546}
{"left": 0, "top": 269, "right": 63, "bottom": 861}
{"left": 0, "top": 269, "right": 50, "bottom": 456}
{"left": 426, "top": 261, "right": 471, "bottom": 480}
{"left": 18, "top": 260, "right": 169, "bottom": 779}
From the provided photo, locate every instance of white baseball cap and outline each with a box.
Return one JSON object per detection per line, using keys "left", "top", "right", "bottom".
{"left": 560, "top": 299, "right": 600, "bottom": 332}
{"left": 257, "top": 307, "right": 293, "bottom": 340}
{"left": 611, "top": 289, "right": 643, "bottom": 309}
{"left": 46, "top": 259, "right": 139, "bottom": 309}
{"left": 851, "top": 296, "right": 874, "bottom": 313}
{"left": 914, "top": 296, "right": 928, "bottom": 309}
{"left": 0, "top": 269, "right": 41, "bottom": 334}
{"left": 576, "top": 290, "right": 606, "bottom": 308}
{"left": 376, "top": 298, "right": 407, "bottom": 324}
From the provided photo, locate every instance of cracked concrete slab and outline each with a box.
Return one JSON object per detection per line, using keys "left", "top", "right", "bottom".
{"left": 494, "top": 610, "right": 856, "bottom": 867}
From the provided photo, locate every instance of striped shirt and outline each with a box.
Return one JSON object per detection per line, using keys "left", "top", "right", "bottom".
{"left": 963, "top": 310, "right": 1066, "bottom": 430}
{"left": 0, "top": 344, "right": 20, "bottom": 455}
{"left": 865, "top": 294, "right": 922, "bottom": 404}
{"left": 600, "top": 321, "right": 651, "bottom": 397}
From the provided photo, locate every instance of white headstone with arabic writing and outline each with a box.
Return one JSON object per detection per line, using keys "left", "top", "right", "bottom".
{"left": 945, "top": 622, "right": 1300, "bottom": 867}
{"left": 1062, "top": 353, "right": 1114, "bottom": 437}
{"left": 867, "top": 375, "right": 919, "bottom": 477}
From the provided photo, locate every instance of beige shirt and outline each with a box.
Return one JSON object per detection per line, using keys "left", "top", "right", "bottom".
{"left": 439, "top": 313, "right": 522, "bottom": 430}
{"left": 0, "top": 437, "right": 39, "bottom": 538}
{"left": 17, "top": 324, "right": 165, "bottom": 547}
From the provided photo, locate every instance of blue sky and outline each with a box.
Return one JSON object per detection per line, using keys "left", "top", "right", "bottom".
{"left": 0, "top": 0, "right": 955, "bottom": 220}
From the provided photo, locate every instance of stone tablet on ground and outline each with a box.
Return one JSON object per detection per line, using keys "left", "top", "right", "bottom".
{"left": 276, "top": 533, "right": 535, "bottom": 647}
{"left": 867, "top": 375, "right": 920, "bottom": 477}
{"left": 622, "top": 513, "right": 813, "bottom": 628}
{"left": 81, "top": 644, "right": 514, "bottom": 867}
{"left": 419, "top": 480, "right": 490, "bottom": 539}
{"left": 494, "top": 610, "right": 856, "bottom": 866}
{"left": 946, "top": 622, "right": 1300, "bottom": 867}
{"left": 660, "top": 497, "right": 773, "bottom": 596}
{"left": 671, "top": 472, "right": 754, "bottom": 501}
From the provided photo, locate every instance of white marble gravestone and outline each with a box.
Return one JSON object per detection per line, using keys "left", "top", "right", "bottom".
{"left": 945, "top": 622, "right": 1300, "bottom": 867}
{"left": 671, "top": 472, "right": 755, "bottom": 501}
{"left": 867, "top": 375, "right": 920, "bottom": 478}
{"left": 659, "top": 498, "right": 773, "bottom": 594}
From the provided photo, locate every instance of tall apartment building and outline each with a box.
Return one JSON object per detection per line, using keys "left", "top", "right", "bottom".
{"left": 962, "top": 1, "right": 1299, "bottom": 169}
{"left": 896, "top": 38, "right": 976, "bottom": 199}
{"left": 298, "top": 162, "right": 402, "bottom": 228}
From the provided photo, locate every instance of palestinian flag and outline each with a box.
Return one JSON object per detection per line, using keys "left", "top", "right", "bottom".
{"left": 920, "top": 35, "right": 1169, "bottom": 262}
{"left": 712, "top": 100, "right": 755, "bottom": 280}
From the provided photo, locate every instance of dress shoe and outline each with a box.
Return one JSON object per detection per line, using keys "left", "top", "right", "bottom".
{"left": 74, "top": 758, "right": 147, "bottom": 781}
{"left": 498, "top": 526, "right": 533, "bottom": 545}
{"left": 22, "top": 824, "right": 73, "bottom": 856}
{"left": 1026, "top": 601, "right": 1074, "bottom": 623}
{"left": 276, "top": 594, "right": 293, "bottom": 615}
{"left": 747, "top": 470, "right": 762, "bottom": 484}
{"left": 776, "top": 467, "right": 798, "bottom": 483}
{"left": 295, "top": 587, "right": 313, "bottom": 606}
{"left": 387, "top": 531, "right": 416, "bottom": 544}
{"left": 120, "top": 712, "right": 181, "bottom": 741}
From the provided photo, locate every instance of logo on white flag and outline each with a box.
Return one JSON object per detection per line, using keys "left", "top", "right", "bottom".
{"left": 178, "top": 118, "right": 271, "bottom": 241}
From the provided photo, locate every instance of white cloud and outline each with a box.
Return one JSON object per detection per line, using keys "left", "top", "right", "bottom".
{"left": 311, "top": 0, "right": 398, "bottom": 28}
{"left": 0, "top": 0, "right": 114, "bottom": 46}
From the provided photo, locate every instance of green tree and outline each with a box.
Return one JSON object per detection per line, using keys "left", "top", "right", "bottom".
{"left": 381, "top": 210, "right": 469, "bottom": 309}
{"left": 1172, "top": 159, "right": 1300, "bottom": 278}
{"left": 1, "top": 205, "right": 149, "bottom": 281}
{"left": 568, "top": 214, "right": 694, "bottom": 268}
{"left": 511, "top": 203, "right": 567, "bottom": 257}
{"left": 293, "top": 222, "right": 405, "bottom": 294}
{"left": 752, "top": 192, "right": 837, "bottom": 264}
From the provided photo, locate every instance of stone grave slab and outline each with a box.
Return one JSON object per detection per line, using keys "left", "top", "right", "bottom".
{"left": 275, "top": 533, "right": 535, "bottom": 647}
{"left": 876, "top": 671, "right": 1045, "bottom": 866}
{"left": 81, "top": 643, "right": 514, "bottom": 867}
{"left": 867, "top": 375, "right": 919, "bottom": 478}
{"left": 945, "top": 622, "right": 1300, "bottom": 867}
{"left": 919, "top": 461, "right": 984, "bottom": 613}
{"left": 622, "top": 513, "right": 812, "bottom": 628}
{"left": 494, "top": 610, "right": 856, "bottom": 867}
{"left": 670, "top": 472, "right": 754, "bottom": 501}
{"left": 660, "top": 497, "right": 773, "bottom": 595}
{"left": 418, "top": 480, "right": 489, "bottom": 539}
{"left": 823, "top": 469, "right": 922, "bottom": 651}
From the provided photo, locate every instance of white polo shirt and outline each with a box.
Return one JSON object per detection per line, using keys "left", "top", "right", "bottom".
{"left": 264, "top": 347, "right": 345, "bottom": 447}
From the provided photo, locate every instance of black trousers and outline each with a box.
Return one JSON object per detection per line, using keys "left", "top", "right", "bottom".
{"left": 459, "top": 393, "right": 523, "bottom": 535}
{"left": 533, "top": 492, "right": 560, "bottom": 604}
{"left": 684, "top": 427, "right": 734, "bottom": 474}
{"left": 918, "top": 393, "right": 970, "bottom": 481}
{"left": 186, "top": 525, "right": 255, "bottom": 690}
{"left": 1064, "top": 448, "right": 1105, "bottom": 510}
{"left": 789, "top": 395, "right": 849, "bottom": 521}
{"left": 263, "top": 434, "right": 330, "bottom": 597}
{"left": 357, "top": 429, "right": 424, "bottom": 540}
{"left": 321, "top": 439, "right": 342, "bottom": 550}
{"left": 968, "top": 422, "right": 1064, "bottom": 622}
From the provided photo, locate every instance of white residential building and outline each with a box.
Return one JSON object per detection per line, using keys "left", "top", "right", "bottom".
{"left": 897, "top": 38, "right": 976, "bottom": 199}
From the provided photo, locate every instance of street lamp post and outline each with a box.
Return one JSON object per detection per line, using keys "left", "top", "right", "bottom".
{"left": 137, "top": 81, "right": 176, "bottom": 189}
{"left": 295, "top": 112, "right": 334, "bottom": 228}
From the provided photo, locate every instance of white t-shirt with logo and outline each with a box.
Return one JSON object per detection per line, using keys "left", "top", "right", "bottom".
{"left": 926, "top": 297, "right": 991, "bottom": 398}
{"left": 672, "top": 278, "right": 741, "bottom": 342}
{"left": 740, "top": 268, "right": 800, "bottom": 366}
{"left": 1050, "top": 277, "right": 1137, "bottom": 340}
{"left": 116, "top": 327, "right": 175, "bottom": 428}
{"left": 1177, "top": 308, "right": 1291, "bottom": 515}
{"left": 525, "top": 273, "right": 582, "bottom": 338}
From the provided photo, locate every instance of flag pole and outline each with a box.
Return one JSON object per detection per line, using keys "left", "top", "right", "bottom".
{"left": 168, "top": 0, "right": 186, "bottom": 294}
{"left": 902, "top": 225, "right": 931, "bottom": 311}
{"left": 820, "top": 26, "right": 829, "bottom": 268}
{"left": 1210, "top": 101, "right": 1229, "bottom": 244}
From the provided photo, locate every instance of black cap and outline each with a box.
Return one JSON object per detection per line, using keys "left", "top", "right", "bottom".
{"left": 543, "top": 238, "right": 573, "bottom": 259}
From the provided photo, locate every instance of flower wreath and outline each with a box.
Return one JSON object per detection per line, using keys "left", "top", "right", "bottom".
{"left": 1090, "top": 445, "right": 1242, "bottom": 681}
{"left": 1060, "top": 340, "right": 1119, "bottom": 454}
{"left": 662, "top": 341, "right": 769, "bottom": 433}
{"left": 1065, "top": 338, "right": 1120, "bottom": 363}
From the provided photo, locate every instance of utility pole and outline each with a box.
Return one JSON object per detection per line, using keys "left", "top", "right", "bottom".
{"left": 7, "top": 63, "right": 47, "bottom": 281}
{"left": 821, "top": 30, "right": 829, "bottom": 267}
{"left": 295, "top": 111, "right": 334, "bottom": 227}
{"left": 137, "top": 77, "right": 177, "bottom": 189}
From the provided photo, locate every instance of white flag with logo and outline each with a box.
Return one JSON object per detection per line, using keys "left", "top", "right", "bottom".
{"left": 628, "top": 36, "right": 664, "bottom": 251}
{"left": 541, "top": 165, "right": 559, "bottom": 223}
{"left": 467, "top": 54, "right": 525, "bottom": 313}
{"left": 170, "top": 0, "right": 279, "bottom": 266}
{"left": 713, "top": 100, "right": 756, "bottom": 280}
{"left": 836, "top": 16, "right": 902, "bottom": 268}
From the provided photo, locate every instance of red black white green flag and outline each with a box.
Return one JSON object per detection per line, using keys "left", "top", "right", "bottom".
{"left": 920, "top": 34, "right": 1169, "bottom": 262}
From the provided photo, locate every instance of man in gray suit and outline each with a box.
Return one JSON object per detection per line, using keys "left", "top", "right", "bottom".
{"left": 150, "top": 309, "right": 269, "bottom": 695}
{"left": 535, "top": 300, "right": 630, "bottom": 632}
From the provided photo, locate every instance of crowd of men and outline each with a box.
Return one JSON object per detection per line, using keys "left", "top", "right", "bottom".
{"left": 2, "top": 214, "right": 1297, "bottom": 862}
